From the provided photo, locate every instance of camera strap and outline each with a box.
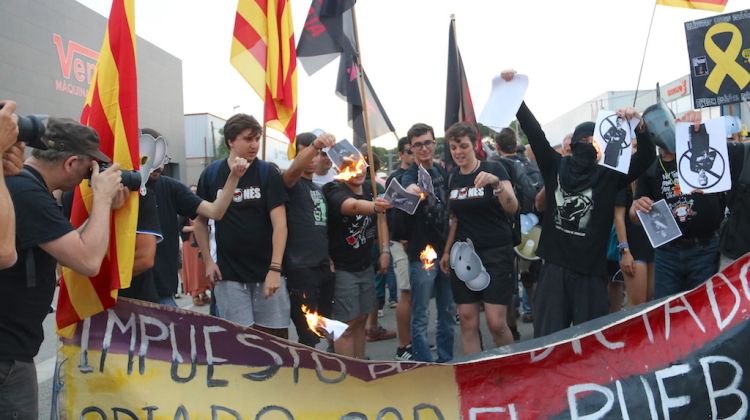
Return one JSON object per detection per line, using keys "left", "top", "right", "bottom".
{"left": 17, "top": 168, "right": 48, "bottom": 288}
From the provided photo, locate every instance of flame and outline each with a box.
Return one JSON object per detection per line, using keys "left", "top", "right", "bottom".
{"left": 419, "top": 244, "right": 437, "bottom": 270}
{"left": 302, "top": 305, "right": 327, "bottom": 338}
{"left": 334, "top": 156, "right": 367, "bottom": 181}
{"left": 419, "top": 192, "right": 426, "bottom": 201}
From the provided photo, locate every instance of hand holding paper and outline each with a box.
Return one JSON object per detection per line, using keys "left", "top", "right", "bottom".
{"left": 478, "top": 73, "right": 529, "bottom": 130}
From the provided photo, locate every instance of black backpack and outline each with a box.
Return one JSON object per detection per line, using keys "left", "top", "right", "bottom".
{"left": 497, "top": 157, "right": 537, "bottom": 215}
{"left": 720, "top": 145, "right": 750, "bottom": 259}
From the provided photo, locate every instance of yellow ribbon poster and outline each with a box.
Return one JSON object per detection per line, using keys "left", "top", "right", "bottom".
{"left": 686, "top": 9, "right": 750, "bottom": 108}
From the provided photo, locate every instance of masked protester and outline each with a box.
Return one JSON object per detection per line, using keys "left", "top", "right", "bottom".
{"left": 504, "top": 70, "right": 656, "bottom": 337}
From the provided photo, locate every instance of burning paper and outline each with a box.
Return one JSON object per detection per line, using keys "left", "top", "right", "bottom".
{"left": 302, "top": 305, "right": 348, "bottom": 341}
{"left": 417, "top": 165, "right": 434, "bottom": 197}
{"left": 383, "top": 178, "right": 421, "bottom": 215}
{"left": 326, "top": 139, "right": 368, "bottom": 181}
{"left": 419, "top": 244, "right": 437, "bottom": 270}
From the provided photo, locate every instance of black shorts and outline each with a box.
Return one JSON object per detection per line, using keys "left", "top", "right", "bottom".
{"left": 285, "top": 265, "right": 335, "bottom": 317}
{"left": 451, "top": 245, "right": 515, "bottom": 305}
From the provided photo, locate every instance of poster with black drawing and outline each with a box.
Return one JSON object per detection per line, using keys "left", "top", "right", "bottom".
{"left": 637, "top": 199, "right": 683, "bottom": 248}
{"left": 675, "top": 118, "right": 731, "bottom": 194}
{"left": 384, "top": 178, "right": 420, "bottom": 215}
{"left": 326, "top": 139, "right": 365, "bottom": 172}
{"left": 593, "top": 110, "right": 634, "bottom": 174}
{"left": 417, "top": 164, "right": 434, "bottom": 196}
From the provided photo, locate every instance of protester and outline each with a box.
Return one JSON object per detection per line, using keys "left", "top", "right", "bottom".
{"left": 561, "top": 133, "right": 573, "bottom": 156}
{"left": 324, "top": 162, "right": 391, "bottom": 359}
{"left": 0, "top": 118, "right": 123, "bottom": 419}
{"left": 179, "top": 198, "right": 210, "bottom": 306}
{"left": 719, "top": 122, "right": 750, "bottom": 269}
{"left": 633, "top": 111, "right": 749, "bottom": 297}
{"left": 142, "top": 128, "right": 249, "bottom": 307}
{"left": 505, "top": 69, "right": 656, "bottom": 337}
{"left": 0, "top": 100, "right": 20, "bottom": 269}
{"left": 438, "top": 122, "right": 518, "bottom": 354}
{"left": 614, "top": 139, "right": 654, "bottom": 307}
{"left": 385, "top": 137, "right": 415, "bottom": 360}
{"left": 281, "top": 131, "right": 336, "bottom": 347}
{"left": 193, "top": 114, "right": 289, "bottom": 338}
{"left": 392, "top": 123, "right": 456, "bottom": 362}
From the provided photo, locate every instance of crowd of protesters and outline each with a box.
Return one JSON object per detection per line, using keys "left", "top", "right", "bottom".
{"left": 1, "top": 72, "right": 750, "bottom": 415}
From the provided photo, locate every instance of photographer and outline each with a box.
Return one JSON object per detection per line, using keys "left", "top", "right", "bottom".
{"left": 0, "top": 118, "right": 123, "bottom": 419}
{"left": 0, "top": 100, "right": 20, "bottom": 269}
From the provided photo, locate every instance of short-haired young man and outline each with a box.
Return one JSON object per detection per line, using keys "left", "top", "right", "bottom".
{"left": 281, "top": 131, "right": 336, "bottom": 346}
{"left": 194, "top": 114, "right": 290, "bottom": 338}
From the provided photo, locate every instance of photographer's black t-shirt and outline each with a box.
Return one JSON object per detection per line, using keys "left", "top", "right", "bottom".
{"left": 197, "top": 159, "right": 288, "bottom": 283}
{"left": 448, "top": 160, "right": 513, "bottom": 251}
{"left": 325, "top": 181, "right": 375, "bottom": 272}
{"left": 0, "top": 166, "right": 74, "bottom": 361}
{"left": 284, "top": 178, "right": 329, "bottom": 269}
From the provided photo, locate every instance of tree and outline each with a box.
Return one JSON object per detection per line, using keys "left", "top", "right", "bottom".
{"left": 214, "top": 128, "right": 228, "bottom": 160}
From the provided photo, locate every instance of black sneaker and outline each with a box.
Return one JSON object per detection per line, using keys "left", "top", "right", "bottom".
{"left": 511, "top": 327, "right": 521, "bottom": 342}
{"left": 396, "top": 345, "right": 414, "bottom": 361}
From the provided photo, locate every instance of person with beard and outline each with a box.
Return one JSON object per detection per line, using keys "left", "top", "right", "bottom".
{"left": 503, "top": 70, "right": 656, "bottom": 337}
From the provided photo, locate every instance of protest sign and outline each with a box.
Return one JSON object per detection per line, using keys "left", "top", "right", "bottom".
{"left": 593, "top": 110, "right": 636, "bottom": 174}
{"left": 637, "top": 199, "right": 684, "bottom": 248}
{"left": 676, "top": 118, "right": 732, "bottom": 194}
{"left": 384, "top": 178, "right": 420, "bottom": 215}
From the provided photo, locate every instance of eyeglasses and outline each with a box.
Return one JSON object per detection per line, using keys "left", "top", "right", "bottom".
{"left": 411, "top": 140, "right": 435, "bottom": 149}
{"left": 402, "top": 149, "right": 414, "bottom": 155}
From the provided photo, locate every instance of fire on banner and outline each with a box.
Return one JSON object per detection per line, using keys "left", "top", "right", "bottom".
{"left": 55, "top": 255, "right": 750, "bottom": 418}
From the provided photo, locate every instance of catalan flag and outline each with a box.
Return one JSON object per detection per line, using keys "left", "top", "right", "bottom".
{"left": 656, "top": 0, "right": 728, "bottom": 12}
{"left": 56, "top": 0, "right": 140, "bottom": 333}
{"left": 231, "top": 0, "right": 298, "bottom": 158}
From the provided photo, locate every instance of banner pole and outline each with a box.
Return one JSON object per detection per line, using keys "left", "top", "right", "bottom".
{"left": 633, "top": 2, "right": 658, "bottom": 107}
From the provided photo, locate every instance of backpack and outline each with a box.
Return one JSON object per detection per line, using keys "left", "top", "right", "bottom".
{"left": 720, "top": 145, "right": 750, "bottom": 259}
{"left": 497, "top": 157, "right": 537, "bottom": 215}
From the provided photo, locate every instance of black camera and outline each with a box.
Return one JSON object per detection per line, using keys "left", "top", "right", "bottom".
{"left": 89, "top": 162, "right": 142, "bottom": 192}
{"left": 0, "top": 103, "right": 48, "bottom": 150}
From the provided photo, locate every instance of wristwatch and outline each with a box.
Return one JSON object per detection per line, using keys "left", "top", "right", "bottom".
{"left": 617, "top": 242, "right": 630, "bottom": 255}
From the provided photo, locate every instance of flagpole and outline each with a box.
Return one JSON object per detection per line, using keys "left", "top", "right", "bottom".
{"left": 262, "top": 106, "right": 268, "bottom": 160}
{"left": 633, "top": 2, "right": 658, "bottom": 107}
{"left": 351, "top": 5, "right": 387, "bottom": 245}
{"left": 451, "top": 14, "right": 463, "bottom": 119}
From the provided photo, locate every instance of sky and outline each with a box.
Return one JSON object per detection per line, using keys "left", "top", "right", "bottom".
{"left": 76, "top": 0, "right": 749, "bottom": 148}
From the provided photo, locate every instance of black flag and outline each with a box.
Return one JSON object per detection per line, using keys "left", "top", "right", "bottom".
{"left": 335, "top": 53, "right": 396, "bottom": 147}
{"left": 445, "top": 17, "right": 484, "bottom": 159}
{"left": 296, "top": 0, "right": 356, "bottom": 75}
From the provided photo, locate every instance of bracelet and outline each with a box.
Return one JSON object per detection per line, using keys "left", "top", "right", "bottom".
{"left": 268, "top": 266, "right": 282, "bottom": 273}
{"left": 617, "top": 242, "right": 629, "bottom": 251}
{"left": 492, "top": 183, "right": 505, "bottom": 196}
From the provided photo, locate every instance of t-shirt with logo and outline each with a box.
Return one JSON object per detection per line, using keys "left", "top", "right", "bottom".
{"left": 448, "top": 160, "right": 512, "bottom": 251}
{"left": 284, "top": 177, "right": 329, "bottom": 269}
{"left": 197, "top": 159, "right": 288, "bottom": 283}
{"left": 324, "top": 181, "right": 376, "bottom": 272}
{"left": 635, "top": 158, "right": 724, "bottom": 240}
{"left": 516, "top": 102, "right": 656, "bottom": 277}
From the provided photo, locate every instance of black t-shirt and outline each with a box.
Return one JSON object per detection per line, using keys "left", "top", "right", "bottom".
{"left": 284, "top": 177, "right": 329, "bottom": 269}
{"left": 197, "top": 159, "right": 288, "bottom": 283}
{"left": 150, "top": 175, "right": 203, "bottom": 296}
{"left": 448, "top": 161, "right": 513, "bottom": 251}
{"left": 393, "top": 164, "right": 449, "bottom": 260}
{"left": 325, "top": 181, "right": 376, "bottom": 272}
{"left": 614, "top": 185, "right": 653, "bottom": 260}
{"left": 516, "top": 102, "right": 656, "bottom": 276}
{"left": 0, "top": 166, "right": 74, "bottom": 361}
{"left": 384, "top": 167, "right": 408, "bottom": 239}
{"left": 635, "top": 158, "right": 724, "bottom": 240}
{"left": 120, "top": 188, "right": 163, "bottom": 303}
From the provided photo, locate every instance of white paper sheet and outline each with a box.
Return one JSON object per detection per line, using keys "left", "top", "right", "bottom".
{"left": 675, "top": 118, "right": 732, "bottom": 194}
{"left": 593, "top": 110, "right": 635, "bottom": 174}
{"left": 478, "top": 74, "right": 529, "bottom": 130}
{"left": 384, "top": 178, "right": 421, "bottom": 215}
{"left": 636, "top": 199, "right": 683, "bottom": 248}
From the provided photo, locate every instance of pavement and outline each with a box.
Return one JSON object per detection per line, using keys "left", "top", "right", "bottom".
{"left": 36, "top": 289, "right": 534, "bottom": 417}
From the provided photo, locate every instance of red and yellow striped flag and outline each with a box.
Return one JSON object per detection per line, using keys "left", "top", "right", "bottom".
{"left": 656, "top": 0, "right": 728, "bottom": 12}
{"left": 56, "top": 0, "right": 140, "bottom": 334}
{"left": 230, "top": 0, "right": 298, "bottom": 158}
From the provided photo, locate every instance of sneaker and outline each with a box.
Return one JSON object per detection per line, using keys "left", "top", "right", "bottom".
{"left": 366, "top": 325, "right": 397, "bottom": 342}
{"left": 388, "top": 300, "right": 398, "bottom": 309}
{"left": 510, "top": 327, "right": 521, "bottom": 342}
{"left": 377, "top": 309, "right": 384, "bottom": 318}
{"left": 396, "top": 345, "right": 414, "bottom": 361}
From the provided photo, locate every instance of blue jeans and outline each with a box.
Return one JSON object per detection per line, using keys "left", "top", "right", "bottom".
{"left": 654, "top": 235, "right": 720, "bottom": 299}
{"left": 409, "top": 262, "right": 455, "bottom": 363}
{"left": 385, "top": 261, "right": 398, "bottom": 303}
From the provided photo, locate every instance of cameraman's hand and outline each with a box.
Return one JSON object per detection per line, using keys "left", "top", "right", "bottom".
{"left": 0, "top": 101, "right": 19, "bottom": 154}
{"left": 2, "top": 142, "right": 25, "bottom": 176}
{"left": 110, "top": 186, "right": 130, "bottom": 210}
{"left": 90, "top": 161, "right": 122, "bottom": 206}
{"left": 229, "top": 156, "right": 250, "bottom": 178}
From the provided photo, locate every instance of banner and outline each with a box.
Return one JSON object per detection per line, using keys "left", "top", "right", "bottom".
{"left": 56, "top": 255, "right": 750, "bottom": 418}
{"left": 685, "top": 9, "right": 750, "bottom": 108}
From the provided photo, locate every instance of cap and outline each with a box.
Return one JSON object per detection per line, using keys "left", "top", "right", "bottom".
{"left": 42, "top": 118, "right": 111, "bottom": 163}
{"left": 571, "top": 121, "right": 595, "bottom": 144}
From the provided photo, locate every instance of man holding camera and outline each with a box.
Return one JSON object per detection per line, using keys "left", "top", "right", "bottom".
{"left": 0, "top": 100, "right": 21, "bottom": 269}
{"left": 0, "top": 117, "right": 123, "bottom": 419}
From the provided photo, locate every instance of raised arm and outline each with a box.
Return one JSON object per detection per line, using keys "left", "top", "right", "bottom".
{"left": 283, "top": 133, "right": 335, "bottom": 188}
{"left": 621, "top": 107, "right": 655, "bottom": 183}
{"left": 0, "top": 101, "right": 19, "bottom": 268}
{"left": 196, "top": 157, "right": 249, "bottom": 220}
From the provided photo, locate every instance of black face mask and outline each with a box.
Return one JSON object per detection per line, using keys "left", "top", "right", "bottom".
{"left": 559, "top": 141, "right": 598, "bottom": 193}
